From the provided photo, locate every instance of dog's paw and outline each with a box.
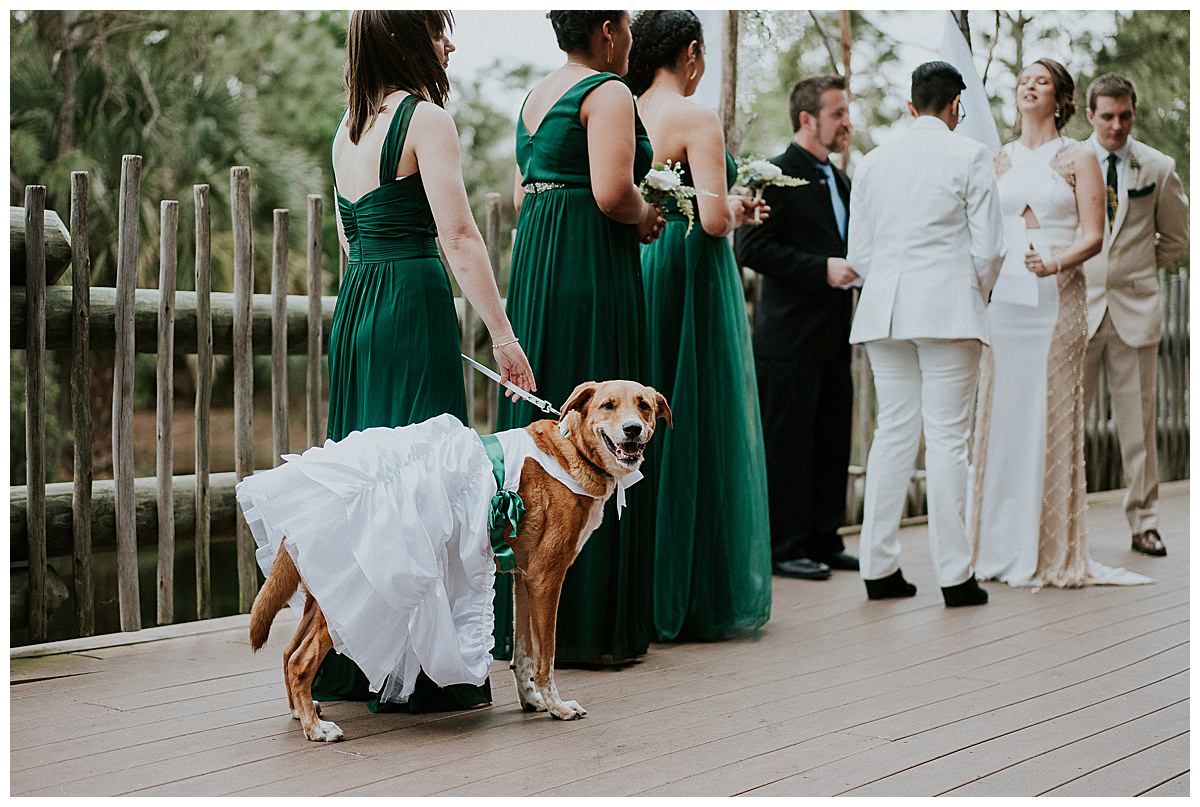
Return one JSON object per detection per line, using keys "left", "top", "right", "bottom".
{"left": 547, "top": 699, "right": 587, "bottom": 721}
{"left": 291, "top": 700, "right": 322, "bottom": 720}
{"left": 304, "top": 719, "right": 344, "bottom": 742}
{"left": 519, "top": 689, "right": 547, "bottom": 712}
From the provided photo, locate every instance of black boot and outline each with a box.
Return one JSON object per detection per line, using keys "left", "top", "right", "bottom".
{"left": 864, "top": 569, "right": 917, "bottom": 600}
{"left": 942, "top": 575, "right": 988, "bottom": 607}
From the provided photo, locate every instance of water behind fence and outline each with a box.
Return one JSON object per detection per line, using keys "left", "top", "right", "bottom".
{"left": 11, "top": 155, "right": 1190, "bottom": 645}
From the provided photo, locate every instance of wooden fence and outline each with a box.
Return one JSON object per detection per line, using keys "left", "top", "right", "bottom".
{"left": 11, "top": 155, "right": 1191, "bottom": 644}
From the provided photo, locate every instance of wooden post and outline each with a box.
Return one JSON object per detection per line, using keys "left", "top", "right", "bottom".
{"left": 485, "top": 192, "right": 503, "bottom": 431}
{"left": 231, "top": 166, "right": 256, "bottom": 611}
{"left": 271, "top": 209, "right": 290, "bottom": 466}
{"left": 720, "top": 11, "right": 740, "bottom": 151}
{"left": 194, "top": 184, "right": 213, "bottom": 620}
{"left": 155, "top": 200, "right": 179, "bottom": 625}
{"left": 69, "top": 171, "right": 94, "bottom": 637}
{"left": 839, "top": 11, "right": 853, "bottom": 173}
{"left": 24, "top": 185, "right": 48, "bottom": 644}
{"left": 306, "top": 194, "right": 324, "bottom": 448}
{"left": 113, "top": 155, "right": 142, "bottom": 632}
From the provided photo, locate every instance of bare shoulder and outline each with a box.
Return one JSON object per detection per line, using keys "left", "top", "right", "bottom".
{"left": 410, "top": 100, "right": 457, "bottom": 136}
{"left": 586, "top": 76, "right": 634, "bottom": 108}
{"left": 676, "top": 97, "right": 720, "bottom": 129}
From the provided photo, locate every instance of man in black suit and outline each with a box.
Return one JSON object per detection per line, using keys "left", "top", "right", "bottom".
{"left": 735, "top": 74, "right": 859, "bottom": 580}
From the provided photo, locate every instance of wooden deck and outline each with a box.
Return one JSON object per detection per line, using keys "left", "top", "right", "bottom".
{"left": 10, "top": 481, "right": 1189, "bottom": 797}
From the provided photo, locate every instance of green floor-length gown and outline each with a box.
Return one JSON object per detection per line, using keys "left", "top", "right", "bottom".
{"left": 311, "top": 95, "right": 491, "bottom": 712}
{"left": 493, "top": 72, "right": 655, "bottom": 663}
{"left": 641, "top": 153, "right": 772, "bottom": 641}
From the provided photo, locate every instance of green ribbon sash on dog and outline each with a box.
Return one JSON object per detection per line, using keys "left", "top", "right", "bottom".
{"left": 480, "top": 433, "right": 522, "bottom": 573}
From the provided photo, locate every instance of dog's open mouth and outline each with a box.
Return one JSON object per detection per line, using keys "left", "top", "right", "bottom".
{"left": 601, "top": 432, "right": 645, "bottom": 465}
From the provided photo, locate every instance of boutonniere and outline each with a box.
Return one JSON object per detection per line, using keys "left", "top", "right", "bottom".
{"left": 1128, "top": 153, "right": 1142, "bottom": 171}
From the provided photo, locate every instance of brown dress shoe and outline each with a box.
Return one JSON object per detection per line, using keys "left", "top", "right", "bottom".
{"left": 1132, "top": 529, "right": 1167, "bottom": 556}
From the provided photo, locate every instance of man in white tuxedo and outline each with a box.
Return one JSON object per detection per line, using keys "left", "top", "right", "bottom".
{"left": 1082, "top": 73, "right": 1189, "bottom": 558}
{"left": 847, "top": 61, "right": 1003, "bottom": 606}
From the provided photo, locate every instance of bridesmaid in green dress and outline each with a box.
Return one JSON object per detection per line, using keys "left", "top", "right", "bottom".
{"left": 494, "top": 10, "right": 664, "bottom": 664}
{"left": 628, "top": 11, "right": 772, "bottom": 641}
{"left": 313, "top": 11, "right": 536, "bottom": 713}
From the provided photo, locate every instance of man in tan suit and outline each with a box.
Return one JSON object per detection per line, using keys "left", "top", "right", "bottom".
{"left": 1082, "top": 73, "right": 1189, "bottom": 557}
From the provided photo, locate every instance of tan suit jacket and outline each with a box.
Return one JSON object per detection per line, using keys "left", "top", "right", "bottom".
{"left": 1084, "top": 136, "right": 1189, "bottom": 348}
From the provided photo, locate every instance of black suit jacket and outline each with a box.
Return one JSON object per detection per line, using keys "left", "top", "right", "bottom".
{"left": 734, "top": 142, "right": 853, "bottom": 362}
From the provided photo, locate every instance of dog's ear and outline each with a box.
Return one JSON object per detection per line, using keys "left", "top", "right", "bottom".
{"left": 649, "top": 387, "right": 673, "bottom": 429}
{"left": 561, "top": 381, "right": 598, "bottom": 416}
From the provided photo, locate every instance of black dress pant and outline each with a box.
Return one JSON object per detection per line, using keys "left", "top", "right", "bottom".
{"left": 755, "top": 356, "right": 852, "bottom": 563}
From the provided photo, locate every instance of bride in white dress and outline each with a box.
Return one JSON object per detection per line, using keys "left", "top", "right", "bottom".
{"left": 970, "top": 59, "right": 1151, "bottom": 587}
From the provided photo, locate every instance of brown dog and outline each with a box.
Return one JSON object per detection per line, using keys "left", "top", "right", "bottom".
{"left": 248, "top": 379, "right": 671, "bottom": 741}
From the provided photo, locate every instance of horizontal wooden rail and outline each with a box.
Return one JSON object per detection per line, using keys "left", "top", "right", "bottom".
{"left": 10, "top": 205, "right": 72, "bottom": 285}
{"left": 10, "top": 288, "right": 479, "bottom": 354}
{"left": 11, "top": 473, "right": 239, "bottom": 562}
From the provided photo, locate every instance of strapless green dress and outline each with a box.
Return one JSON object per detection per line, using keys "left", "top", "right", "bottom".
{"left": 312, "top": 95, "right": 490, "bottom": 712}
{"left": 493, "top": 72, "right": 655, "bottom": 663}
{"left": 640, "top": 153, "right": 772, "bottom": 641}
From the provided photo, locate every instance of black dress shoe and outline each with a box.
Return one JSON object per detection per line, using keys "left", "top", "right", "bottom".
{"left": 811, "top": 551, "right": 860, "bottom": 571}
{"left": 864, "top": 569, "right": 917, "bottom": 599}
{"left": 1132, "top": 529, "right": 1167, "bottom": 556}
{"left": 942, "top": 575, "right": 988, "bottom": 607}
{"left": 772, "top": 558, "right": 832, "bottom": 580}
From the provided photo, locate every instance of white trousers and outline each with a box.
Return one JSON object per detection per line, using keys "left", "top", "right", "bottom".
{"left": 859, "top": 338, "right": 981, "bottom": 588}
{"left": 1083, "top": 312, "right": 1160, "bottom": 533}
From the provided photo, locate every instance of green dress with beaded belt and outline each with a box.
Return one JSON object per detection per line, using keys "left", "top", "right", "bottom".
{"left": 493, "top": 72, "right": 655, "bottom": 663}
{"left": 311, "top": 94, "right": 491, "bottom": 712}
{"left": 640, "top": 153, "right": 772, "bottom": 641}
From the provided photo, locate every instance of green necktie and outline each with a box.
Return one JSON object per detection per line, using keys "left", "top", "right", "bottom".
{"left": 1106, "top": 153, "right": 1119, "bottom": 224}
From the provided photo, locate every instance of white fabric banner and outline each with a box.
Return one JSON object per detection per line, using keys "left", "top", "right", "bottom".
{"left": 938, "top": 12, "right": 1000, "bottom": 153}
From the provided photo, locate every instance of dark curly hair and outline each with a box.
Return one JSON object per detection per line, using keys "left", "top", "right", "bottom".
{"left": 625, "top": 10, "right": 704, "bottom": 96}
{"left": 1030, "top": 58, "right": 1076, "bottom": 131}
{"left": 547, "top": 10, "right": 626, "bottom": 54}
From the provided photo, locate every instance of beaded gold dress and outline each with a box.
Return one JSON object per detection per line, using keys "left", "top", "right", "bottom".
{"left": 970, "top": 137, "right": 1150, "bottom": 587}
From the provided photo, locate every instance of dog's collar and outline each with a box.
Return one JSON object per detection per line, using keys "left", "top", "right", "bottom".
{"left": 494, "top": 428, "right": 642, "bottom": 517}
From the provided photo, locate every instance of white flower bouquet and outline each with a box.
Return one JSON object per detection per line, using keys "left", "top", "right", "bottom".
{"left": 736, "top": 157, "right": 809, "bottom": 222}
{"left": 639, "top": 160, "right": 713, "bottom": 236}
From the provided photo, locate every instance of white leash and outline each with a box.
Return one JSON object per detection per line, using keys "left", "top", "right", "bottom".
{"left": 461, "top": 354, "right": 562, "bottom": 418}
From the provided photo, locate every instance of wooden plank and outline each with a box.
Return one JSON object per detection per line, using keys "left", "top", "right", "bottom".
{"left": 1138, "top": 767, "right": 1189, "bottom": 798}
{"left": 113, "top": 154, "right": 142, "bottom": 632}
{"left": 8, "top": 484, "right": 1189, "bottom": 796}
{"left": 69, "top": 170, "right": 94, "bottom": 638}
{"left": 750, "top": 641, "right": 1188, "bottom": 797}
{"left": 271, "top": 209, "right": 289, "bottom": 466}
{"left": 9, "top": 285, "right": 338, "bottom": 354}
{"left": 156, "top": 199, "right": 179, "bottom": 625}
{"left": 9, "top": 204, "right": 72, "bottom": 285}
{"left": 306, "top": 194, "right": 323, "bottom": 448}
{"left": 231, "top": 166, "right": 256, "bottom": 612}
{"left": 945, "top": 701, "right": 1189, "bottom": 796}
{"left": 844, "top": 674, "right": 1189, "bottom": 797}
{"left": 24, "top": 184, "right": 48, "bottom": 644}
{"left": 11, "top": 472, "right": 240, "bottom": 561}
{"left": 121, "top": 583, "right": 1187, "bottom": 796}
{"left": 194, "top": 184, "right": 213, "bottom": 620}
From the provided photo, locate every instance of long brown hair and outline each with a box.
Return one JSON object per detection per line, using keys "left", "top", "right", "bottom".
{"left": 345, "top": 10, "right": 453, "bottom": 143}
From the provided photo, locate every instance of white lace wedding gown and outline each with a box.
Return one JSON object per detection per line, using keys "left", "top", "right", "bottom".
{"left": 969, "top": 137, "right": 1150, "bottom": 587}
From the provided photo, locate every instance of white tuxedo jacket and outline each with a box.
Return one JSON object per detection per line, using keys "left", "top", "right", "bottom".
{"left": 847, "top": 115, "right": 1004, "bottom": 344}
{"left": 1082, "top": 135, "right": 1189, "bottom": 347}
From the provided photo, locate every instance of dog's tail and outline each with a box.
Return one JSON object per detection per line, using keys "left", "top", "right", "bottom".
{"left": 249, "top": 546, "right": 300, "bottom": 652}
